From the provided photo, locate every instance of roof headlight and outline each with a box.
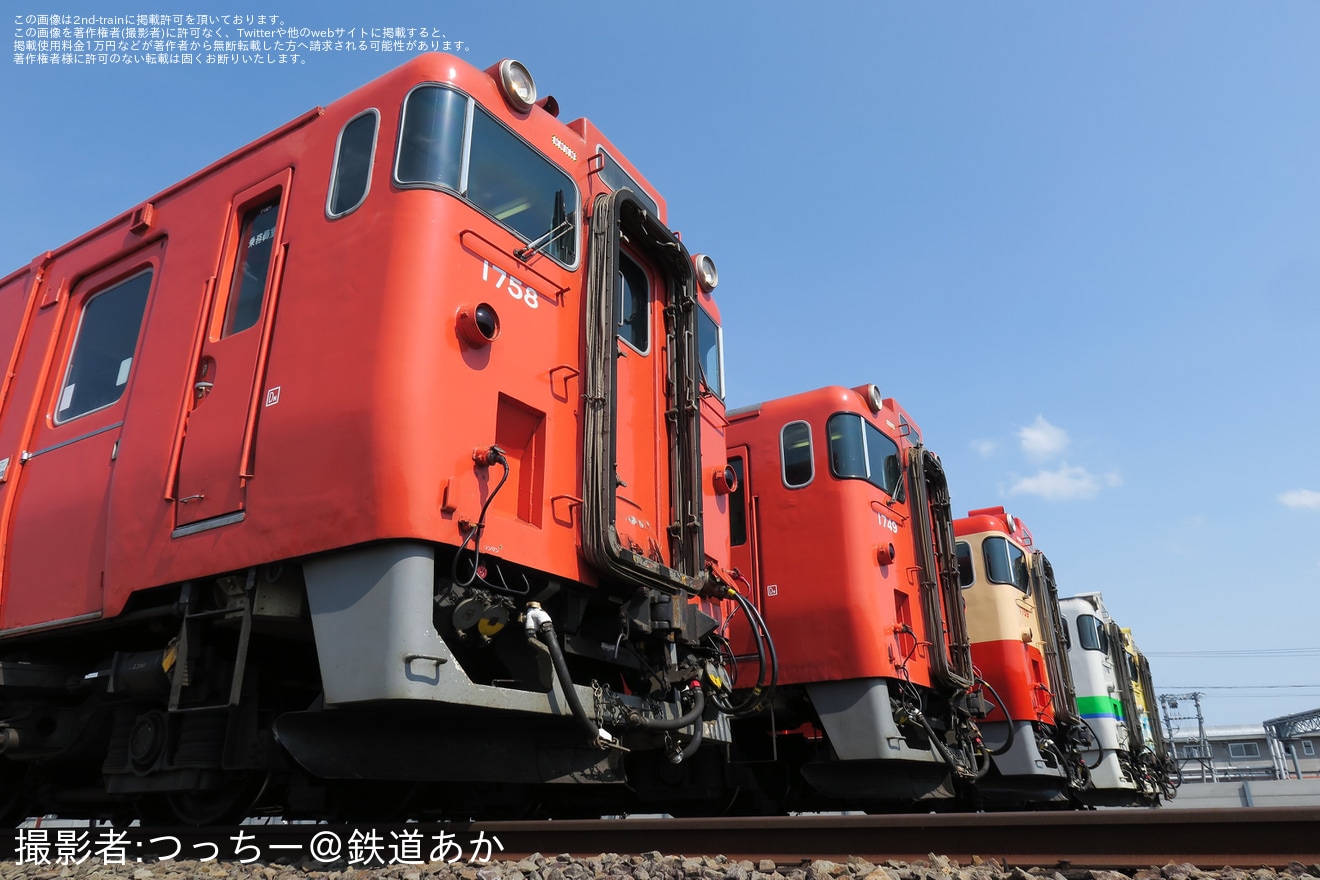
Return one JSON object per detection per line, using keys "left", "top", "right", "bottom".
{"left": 866, "top": 384, "right": 883, "bottom": 413}
{"left": 694, "top": 254, "right": 718, "bottom": 292}
{"left": 851, "top": 383, "right": 883, "bottom": 414}
{"left": 498, "top": 59, "right": 537, "bottom": 113}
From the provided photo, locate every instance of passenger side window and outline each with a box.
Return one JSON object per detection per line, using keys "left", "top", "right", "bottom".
{"left": 56, "top": 270, "right": 152, "bottom": 424}
{"left": 781, "top": 421, "right": 813, "bottom": 488}
{"left": 327, "top": 109, "right": 379, "bottom": 218}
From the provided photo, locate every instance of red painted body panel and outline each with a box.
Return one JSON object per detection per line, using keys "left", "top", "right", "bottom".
{"left": 726, "top": 386, "right": 955, "bottom": 691}
{"left": 0, "top": 52, "right": 724, "bottom": 633}
{"left": 969, "top": 638, "right": 1051, "bottom": 723}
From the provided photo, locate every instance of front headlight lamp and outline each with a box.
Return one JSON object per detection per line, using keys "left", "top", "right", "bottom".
{"left": 498, "top": 59, "right": 537, "bottom": 113}
{"left": 694, "top": 254, "right": 719, "bottom": 292}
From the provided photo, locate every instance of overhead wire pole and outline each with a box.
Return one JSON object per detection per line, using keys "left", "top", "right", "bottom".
{"left": 1160, "top": 692, "right": 1215, "bottom": 783}
{"left": 1263, "top": 707, "right": 1320, "bottom": 780}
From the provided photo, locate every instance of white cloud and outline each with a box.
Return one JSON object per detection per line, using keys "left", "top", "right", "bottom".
{"left": 1017, "top": 415, "right": 1069, "bottom": 461}
{"left": 971, "top": 439, "right": 998, "bottom": 458}
{"left": 1008, "top": 464, "right": 1119, "bottom": 501}
{"left": 1279, "top": 489, "right": 1320, "bottom": 510}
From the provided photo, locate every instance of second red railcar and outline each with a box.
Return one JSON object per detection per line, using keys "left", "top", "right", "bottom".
{"left": 722, "top": 385, "right": 985, "bottom": 808}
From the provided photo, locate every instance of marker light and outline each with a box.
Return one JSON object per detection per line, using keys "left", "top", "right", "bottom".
{"left": 498, "top": 59, "right": 537, "bottom": 113}
{"left": 694, "top": 254, "right": 719, "bottom": 292}
{"left": 457, "top": 303, "right": 500, "bottom": 346}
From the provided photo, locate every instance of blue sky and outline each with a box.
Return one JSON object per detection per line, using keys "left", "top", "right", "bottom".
{"left": 4, "top": 3, "right": 1319, "bottom": 728}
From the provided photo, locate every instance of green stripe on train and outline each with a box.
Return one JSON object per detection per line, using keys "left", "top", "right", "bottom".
{"left": 1076, "top": 695, "right": 1124, "bottom": 719}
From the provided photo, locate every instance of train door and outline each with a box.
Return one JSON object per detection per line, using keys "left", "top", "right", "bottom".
{"left": 3, "top": 242, "right": 162, "bottom": 630}
{"left": 581, "top": 190, "right": 702, "bottom": 595}
{"left": 724, "top": 445, "right": 764, "bottom": 665}
{"left": 725, "top": 447, "right": 756, "bottom": 596}
{"left": 172, "top": 171, "right": 291, "bottom": 532}
{"left": 612, "top": 250, "right": 666, "bottom": 562}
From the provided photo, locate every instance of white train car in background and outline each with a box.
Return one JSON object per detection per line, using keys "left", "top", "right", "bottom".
{"left": 1060, "top": 593, "right": 1179, "bottom": 806}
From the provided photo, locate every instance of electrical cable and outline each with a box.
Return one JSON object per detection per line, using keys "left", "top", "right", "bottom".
{"left": 710, "top": 583, "right": 777, "bottom": 718}
{"left": 976, "top": 678, "right": 1016, "bottom": 757}
{"left": 451, "top": 448, "right": 510, "bottom": 589}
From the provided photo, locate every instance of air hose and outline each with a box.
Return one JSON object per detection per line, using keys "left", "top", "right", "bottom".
{"left": 524, "top": 604, "right": 617, "bottom": 749}
{"left": 977, "top": 678, "right": 1017, "bottom": 757}
{"left": 628, "top": 684, "right": 706, "bottom": 731}
{"left": 673, "top": 713, "right": 704, "bottom": 764}
{"left": 907, "top": 706, "right": 975, "bottom": 780}
{"left": 625, "top": 684, "right": 708, "bottom": 764}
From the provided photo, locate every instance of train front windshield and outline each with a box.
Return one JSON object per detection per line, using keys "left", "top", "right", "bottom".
{"left": 395, "top": 85, "right": 579, "bottom": 265}
{"left": 826, "top": 412, "right": 902, "bottom": 496}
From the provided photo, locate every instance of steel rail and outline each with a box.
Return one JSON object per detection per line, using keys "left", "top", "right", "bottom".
{"left": 469, "top": 809, "right": 1320, "bottom": 868}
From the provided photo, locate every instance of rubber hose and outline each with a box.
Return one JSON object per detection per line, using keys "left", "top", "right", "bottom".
{"left": 633, "top": 687, "right": 705, "bottom": 731}
{"left": 537, "top": 622, "right": 605, "bottom": 744}
{"left": 914, "top": 709, "right": 963, "bottom": 775}
{"left": 978, "top": 679, "right": 1017, "bottom": 757}
{"left": 674, "top": 715, "right": 704, "bottom": 765}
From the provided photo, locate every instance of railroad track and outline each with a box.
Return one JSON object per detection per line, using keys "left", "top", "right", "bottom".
{"left": 6, "top": 808, "right": 1319, "bottom": 869}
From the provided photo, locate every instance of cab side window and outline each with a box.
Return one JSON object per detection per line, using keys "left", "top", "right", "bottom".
{"left": 955, "top": 541, "right": 974, "bottom": 588}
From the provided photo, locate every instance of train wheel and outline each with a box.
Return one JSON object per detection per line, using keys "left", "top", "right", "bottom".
{"left": 172, "top": 772, "right": 269, "bottom": 825}
{"left": 139, "top": 772, "right": 268, "bottom": 826}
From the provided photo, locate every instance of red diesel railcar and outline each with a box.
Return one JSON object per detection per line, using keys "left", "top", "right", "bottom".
{"left": 954, "top": 506, "right": 1090, "bottom": 805}
{"left": 721, "top": 385, "right": 985, "bottom": 808}
{"left": 0, "top": 54, "right": 737, "bottom": 823}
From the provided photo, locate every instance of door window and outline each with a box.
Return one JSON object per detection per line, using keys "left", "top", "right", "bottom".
{"left": 55, "top": 270, "right": 152, "bottom": 424}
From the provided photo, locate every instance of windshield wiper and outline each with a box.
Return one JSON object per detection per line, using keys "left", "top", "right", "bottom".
{"left": 696, "top": 358, "right": 717, "bottom": 399}
{"left": 515, "top": 218, "right": 574, "bottom": 262}
{"left": 516, "top": 190, "right": 573, "bottom": 262}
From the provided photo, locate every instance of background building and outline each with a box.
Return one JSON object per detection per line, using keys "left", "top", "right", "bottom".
{"left": 1164, "top": 706, "right": 1320, "bottom": 782}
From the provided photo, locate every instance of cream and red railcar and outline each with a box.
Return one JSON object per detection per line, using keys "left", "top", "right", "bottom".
{"left": 722, "top": 385, "right": 984, "bottom": 809}
{"left": 954, "top": 507, "right": 1088, "bottom": 805}
{"left": 0, "top": 54, "right": 736, "bottom": 823}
